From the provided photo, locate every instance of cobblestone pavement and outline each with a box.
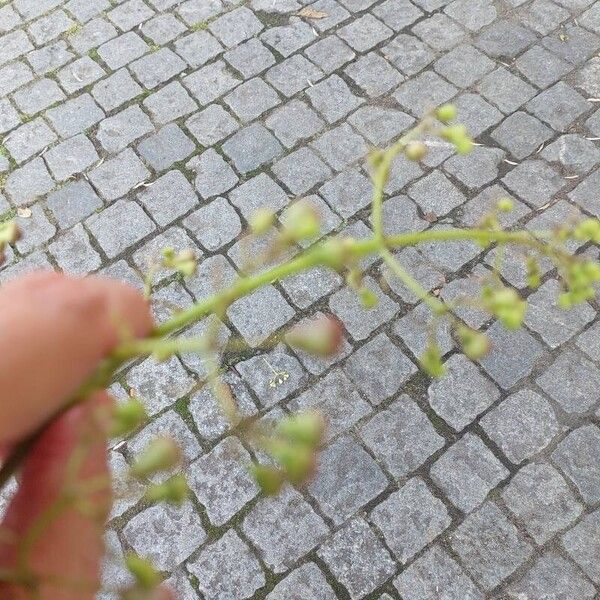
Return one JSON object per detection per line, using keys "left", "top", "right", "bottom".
{"left": 1, "top": 0, "right": 600, "bottom": 598}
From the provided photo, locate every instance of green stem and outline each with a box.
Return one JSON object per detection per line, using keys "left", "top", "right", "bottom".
{"left": 0, "top": 226, "right": 565, "bottom": 490}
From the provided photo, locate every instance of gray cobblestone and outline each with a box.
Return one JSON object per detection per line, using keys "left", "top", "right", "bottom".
{"left": 186, "top": 148, "right": 238, "bottom": 198}
{"left": 261, "top": 18, "right": 316, "bottom": 57}
{"left": 4, "top": 157, "right": 54, "bottom": 206}
{"left": 222, "top": 123, "right": 283, "bottom": 173}
{"left": 174, "top": 30, "right": 223, "bottom": 69}
{"left": 243, "top": 486, "right": 329, "bottom": 573}
{"left": 188, "top": 530, "right": 265, "bottom": 600}
{"left": 508, "top": 553, "right": 596, "bottom": 600}
{"left": 267, "top": 563, "right": 335, "bottom": 600}
{"left": 122, "top": 501, "right": 205, "bottom": 571}
{"left": 451, "top": 502, "right": 533, "bottom": 590}
{"left": 43, "top": 133, "right": 99, "bottom": 182}
{"left": 304, "top": 35, "right": 354, "bottom": 74}
{"left": 86, "top": 198, "right": 155, "bottom": 258}
{"left": 141, "top": 13, "right": 185, "bottom": 45}
{"left": 5, "top": 117, "right": 56, "bottom": 164}
{"left": 318, "top": 518, "right": 395, "bottom": 598}
{"left": 431, "top": 433, "right": 508, "bottom": 513}
{"left": 372, "top": 477, "right": 451, "bottom": 563}
{"left": 429, "top": 354, "right": 500, "bottom": 431}
{"left": 537, "top": 348, "right": 600, "bottom": 413}
{"left": 562, "top": 510, "right": 600, "bottom": 584}
{"left": 96, "top": 105, "right": 154, "bottom": 154}
{"left": 395, "top": 545, "right": 482, "bottom": 600}
{"left": 15, "top": 204, "right": 56, "bottom": 254}
{"left": 360, "top": 395, "right": 444, "bottom": 478}
{"left": 516, "top": 45, "right": 574, "bottom": 88}
{"left": 383, "top": 33, "right": 434, "bottom": 76}
{"left": 527, "top": 81, "right": 591, "bottom": 132}
{"left": 224, "top": 77, "right": 280, "bottom": 123}
{"left": 45, "top": 93, "right": 104, "bottom": 139}
{"left": 46, "top": 180, "right": 102, "bottom": 229}
{"left": 309, "top": 435, "right": 388, "bottom": 524}
{"left": 97, "top": 32, "right": 149, "bottom": 70}
{"left": 138, "top": 169, "right": 198, "bottom": 226}
{"left": 12, "top": 78, "right": 65, "bottom": 116}
{"left": 137, "top": 123, "right": 195, "bottom": 172}
{"left": 502, "top": 462, "right": 583, "bottom": 544}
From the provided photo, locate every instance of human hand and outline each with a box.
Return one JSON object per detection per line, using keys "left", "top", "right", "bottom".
{"left": 0, "top": 272, "right": 169, "bottom": 599}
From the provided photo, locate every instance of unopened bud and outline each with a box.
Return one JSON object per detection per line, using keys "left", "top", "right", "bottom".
{"left": 125, "top": 555, "right": 161, "bottom": 591}
{"left": 250, "top": 207, "right": 276, "bottom": 235}
{"left": 405, "top": 141, "right": 428, "bottom": 162}
{"left": 282, "top": 201, "right": 321, "bottom": 241}
{"left": 286, "top": 314, "right": 344, "bottom": 357}
{"left": 277, "top": 411, "right": 325, "bottom": 447}
{"left": 456, "top": 325, "right": 490, "bottom": 360}
{"left": 436, "top": 103, "right": 457, "bottom": 123}
{"left": 250, "top": 464, "right": 285, "bottom": 496}
{"left": 270, "top": 441, "right": 315, "bottom": 484}
{"left": 441, "top": 125, "right": 473, "bottom": 155}
{"left": 420, "top": 343, "right": 446, "bottom": 378}
{"left": 109, "top": 398, "right": 147, "bottom": 438}
{"left": 145, "top": 474, "right": 189, "bottom": 505}
{"left": 130, "top": 438, "right": 182, "bottom": 479}
{"left": 497, "top": 198, "right": 514, "bottom": 213}
{"left": 359, "top": 287, "right": 379, "bottom": 309}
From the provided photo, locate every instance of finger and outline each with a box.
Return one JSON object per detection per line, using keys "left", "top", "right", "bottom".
{"left": 0, "top": 272, "right": 153, "bottom": 445}
{"left": 0, "top": 392, "right": 112, "bottom": 600}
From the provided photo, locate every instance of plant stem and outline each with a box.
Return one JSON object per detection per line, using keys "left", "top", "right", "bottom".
{"left": 0, "top": 226, "right": 566, "bottom": 490}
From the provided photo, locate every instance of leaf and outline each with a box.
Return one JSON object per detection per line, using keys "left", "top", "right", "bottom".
{"left": 17, "top": 207, "right": 32, "bottom": 218}
{"left": 424, "top": 211, "right": 438, "bottom": 223}
{"left": 296, "top": 7, "right": 329, "bottom": 18}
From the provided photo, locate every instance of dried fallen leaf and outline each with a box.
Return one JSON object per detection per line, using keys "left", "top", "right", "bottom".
{"left": 17, "top": 207, "right": 32, "bottom": 218}
{"left": 296, "top": 7, "right": 328, "bottom": 18}
{"left": 424, "top": 211, "right": 438, "bottom": 223}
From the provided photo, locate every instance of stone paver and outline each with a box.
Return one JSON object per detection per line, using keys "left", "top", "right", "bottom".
{"left": 0, "top": 1, "right": 598, "bottom": 598}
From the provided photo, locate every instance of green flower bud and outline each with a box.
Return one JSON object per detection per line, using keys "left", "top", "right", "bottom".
{"left": 441, "top": 125, "right": 474, "bottom": 155}
{"left": 250, "top": 464, "right": 285, "bottom": 496}
{"left": 420, "top": 343, "right": 446, "bottom": 378}
{"left": 161, "top": 246, "right": 175, "bottom": 260}
{"left": 526, "top": 257, "right": 541, "bottom": 289}
{"left": 497, "top": 198, "right": 514, "bottom": 213}
{"left": 574, "top": 218, "right": 600, "bottom": 243}
{"left": 270, "top": 441, "right": 315, "bottom": 484}
{"left": 125, "top": 555, "right": 161, "bottom": 591}
{"left": 277, "top": 411, "right": 325, "bottom": 447}
{"left": 0, "top": 221, "right": 20, "bottom": 245}
{"left": 457, "top": 325, "right": 490, "bottom": 360}
{"left": 144, "top": 474, "right": 189, "bottom": 505}
{"left": 282, "top": 201, "right": 321, "bottom": 241}
{"left": 130, "top": 438, "right": 182, "bottom": 479}
{"left": 249, "top": 207, "right": 276, "bottom": 235}
{"left": 483, "top": 287, "right": 527, "bottom": 330}
{"left": 109, "top": 398, "right": 147, "bottom": 438}
{"left": 436, "top": 103, "right": 457, "bottom": 123}
{"left": 405, "top": 140, "right": 428, "bottom": 162}
{"left": 359, "top": 287, "right": 379, "bottom": 309}
{"left": 286, "top": 314, "right": 344, "bottom": 357}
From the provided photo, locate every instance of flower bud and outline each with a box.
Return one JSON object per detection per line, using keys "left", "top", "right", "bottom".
{"left": 270, "top": 441, "right": 315, "bottom": 484}
{"left": 436, "top": 104, "right": 457, "bottom": 123}
{"left": 574, "top": 218, "right": 600, "bottom": 243}
{"left": 250, "top": 464, "right": 285, "bottom": 495}
{"left": 286, "top": 314, "right": 344, "bottom": 357}
{"left": 282, "top": 201, "right": 321, "bottom": 241}
{"left": 0, "top": 221, "right": 20, "bottom": 245}
{"left": 277, "top": 411, "right": 325, "bottom": 447}
{"left": 109, "top": 398, "right": 147, "bottom": 438}
{"left": 250, "top": 207, "right": 276, "bottom": 235}
{"left": 130, "top": 438, "right": 182, "bottom": 479}
{"left": 420, "top": 343, "right": 446, "bottom": 378}
{"left": 125, "top": 554, "right": 161, "bottom": 590}
{"left": 405, "top": 141, "right": 428, "bottom": 162}
{"left": 456, "top": 325, "right": 490, "bottom": 360}
{"left": 526, "top": 257, "right": 541, "bottom": 289}
{"left": 497, "top": 198, "right": 514, "bottom": 213}
{"left": 144, "top": 474, "right": 189, "bottom": 505}
{"left": 441, "top": 125, "right": 473, "bottom": 155}
{"left": 359, "top": 287, "right": 379, "bottom": 309}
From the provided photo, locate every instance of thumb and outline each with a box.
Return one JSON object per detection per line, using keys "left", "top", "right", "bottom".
{"left": 0, "top": 392, "right": 113, "bottom": 600}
